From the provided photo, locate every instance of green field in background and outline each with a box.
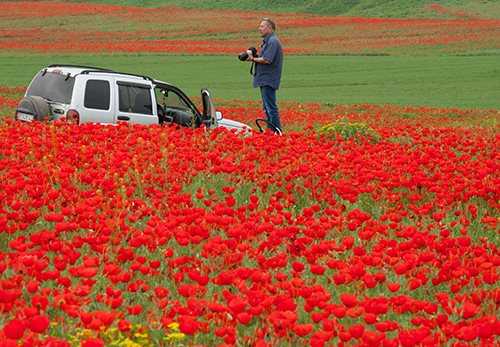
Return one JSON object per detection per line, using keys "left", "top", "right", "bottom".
{"left": 50, "top": 0, "right": 500, "bottom": 19}
{"left": 1, "top": 54, "right": 498, "bottom": 110}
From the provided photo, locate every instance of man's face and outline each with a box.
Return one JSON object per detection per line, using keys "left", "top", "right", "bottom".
{"left": 259, "top": 20, "right": 272, "bottom": 38}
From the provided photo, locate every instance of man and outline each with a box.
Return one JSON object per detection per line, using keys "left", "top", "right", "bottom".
{"left": 247, "top": 18, "right": 283, "bottom": 133}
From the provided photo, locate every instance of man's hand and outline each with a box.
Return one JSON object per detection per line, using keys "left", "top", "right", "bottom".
{"left": 246, "top": 50, "right": 254, "bottom": 62}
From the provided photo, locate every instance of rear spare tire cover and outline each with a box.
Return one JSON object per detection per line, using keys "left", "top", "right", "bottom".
{"left": 16, "top": 96, "right": 50, "bottom": 121}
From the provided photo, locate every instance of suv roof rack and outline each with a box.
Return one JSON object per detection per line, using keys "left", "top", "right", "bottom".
{"left": 80, "top": 69, "right": 154, "bottom": 82}
{"left": 49, "top": 64, "right": 113, "bottom": 71}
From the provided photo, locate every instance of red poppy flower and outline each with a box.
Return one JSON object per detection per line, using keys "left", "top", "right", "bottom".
{"left": 461, "top": 301, "right": 480, "bottom": 319}
{"left": 340, "top": 293, "right": 358, "bottom": 307}
{"left": 453, "top": 326, "right": 478, "bottom": 342}
{"left": 29, "top": 314, "right": 50, "bottom": 334}
{"left": 3, "top": 318, "right": 27, "bottom": 340}
{"left": 292, "top": 323, "right": 314, "bottom": 337}
{"left": 237, "top": 312, "right": 253, "bottom": 324}
{"left": 348, "top": 324, "right": 365, "bottom": 339}
{"left": 117, "top": 319, "right": 131, "bottom": 332}
{"left": 386, "top": 283, "right": 400, "bottom": 292}
{"left": 310, "top": 264, "right": 326, "bottom": 275}
{"left": 82, "top": 338, "right": 105, "bottom": 347}
{"left": 126, "top": 305, "right": 142, "bottom": 315}
{"left": 178, "top": 315, "right": 198, "bottom": 335}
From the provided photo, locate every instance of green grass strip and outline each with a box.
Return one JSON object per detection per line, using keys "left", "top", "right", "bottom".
{"left": 1, "top": 53, "right": 498, "bottom": 109}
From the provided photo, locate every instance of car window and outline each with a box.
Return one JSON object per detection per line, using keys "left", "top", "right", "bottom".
{"left": 156, "top": 88, "right": 190, "bottom": 110}
{"left": 118, "top": 83, "right": 153, "bottom": 115}
{"left": 26, "top": 70, "right": 75, "bottom": 104}
{"left": 84, "top": 80, "right": 110, "bottom": 110}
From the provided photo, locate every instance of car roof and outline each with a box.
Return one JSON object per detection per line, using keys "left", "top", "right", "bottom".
{"left": 154, "top": 80, "right": 176, "bottom": 89}
{"left": 46, "top": 64, "right": 155, "bottom": 83}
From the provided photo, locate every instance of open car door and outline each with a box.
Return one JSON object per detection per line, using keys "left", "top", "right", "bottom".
{"left": 201, "top": 88, "right": 217, "bottom": 129}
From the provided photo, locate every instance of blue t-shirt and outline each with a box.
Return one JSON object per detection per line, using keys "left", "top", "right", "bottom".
{"left": 253, "top": 33, "right": 283, "bottom": 90}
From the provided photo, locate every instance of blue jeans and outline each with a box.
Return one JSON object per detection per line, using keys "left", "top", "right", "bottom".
{"left": 260, "top": 86, "right": 282, "bottom": 133}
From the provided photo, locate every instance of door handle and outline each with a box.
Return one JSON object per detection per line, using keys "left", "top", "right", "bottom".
{"left": 117, "top": 116, "right": 130, "bottom": 121}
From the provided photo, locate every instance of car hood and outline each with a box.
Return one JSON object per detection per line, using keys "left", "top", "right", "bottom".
{"left": 217, "top": 118, "right": 253, "bottom": 134}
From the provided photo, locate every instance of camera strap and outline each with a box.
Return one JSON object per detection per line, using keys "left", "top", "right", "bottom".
{"left": 250, "top": 62, "right": 256, "bottom": 75}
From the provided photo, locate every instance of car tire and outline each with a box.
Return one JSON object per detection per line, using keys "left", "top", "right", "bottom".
{"left": 16, "top": 96, "right": 50, "bottom": 121}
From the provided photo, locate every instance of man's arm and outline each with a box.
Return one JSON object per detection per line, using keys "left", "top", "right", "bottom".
{"left": 248, "top": 55, "right": 271, "bottom": 65}
{"left": 247, "top": 38, "right": 278, "bottom": 64}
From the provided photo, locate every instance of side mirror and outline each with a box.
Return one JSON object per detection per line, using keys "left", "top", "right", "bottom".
{"left": 216, "top": 111, "right": 223, "bottom": 121}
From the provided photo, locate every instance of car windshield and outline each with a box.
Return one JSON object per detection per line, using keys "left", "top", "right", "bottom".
{"left": 156, "top": 88, "right": 191, "bottom": 110}
{"left": 26, "top": 70, "right": 75, "bottom": 104}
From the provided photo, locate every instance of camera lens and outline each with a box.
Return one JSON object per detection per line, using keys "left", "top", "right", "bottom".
{"left": 238, "top": 52, "right": 248, "bottom": 61}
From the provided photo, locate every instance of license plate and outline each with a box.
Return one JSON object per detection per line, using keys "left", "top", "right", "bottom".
{"left": 16, "top": 112, "right": 34, "bottom": 122}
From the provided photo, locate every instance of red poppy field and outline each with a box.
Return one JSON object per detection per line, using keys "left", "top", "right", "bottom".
{"left": 1, "top": 1, "right": 499, "bottom": 55}
{"left": 1, "top": 1, "right": 500, "bottom": 346}
{"left": 0, "top": 84, "right": 499, "bottom": 346}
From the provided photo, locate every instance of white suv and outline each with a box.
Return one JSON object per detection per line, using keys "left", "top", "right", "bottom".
{"left": 15, "top": 64, "right": 249, "bottom": 132}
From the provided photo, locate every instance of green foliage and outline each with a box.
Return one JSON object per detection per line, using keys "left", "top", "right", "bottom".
{"left": 319, "top": 121, "right": 379, "bottom": 143}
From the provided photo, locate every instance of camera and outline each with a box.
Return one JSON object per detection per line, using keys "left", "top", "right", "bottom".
{"left": 238, "top": 46, "right": 258, "bottom": 61}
